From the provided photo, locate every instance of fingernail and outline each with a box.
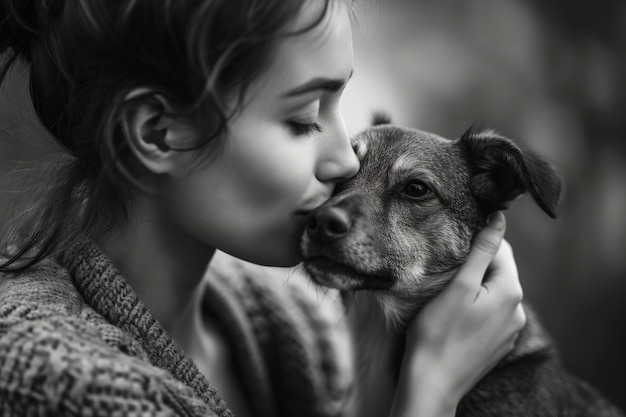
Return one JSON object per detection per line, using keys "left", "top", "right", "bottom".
{"left": 490, "top": 211, "right": 505, "bottom": 230}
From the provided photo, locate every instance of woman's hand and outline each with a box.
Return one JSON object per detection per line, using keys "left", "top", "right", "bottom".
{"left": 391, "top": 212, "right": 526, "bottom": 417}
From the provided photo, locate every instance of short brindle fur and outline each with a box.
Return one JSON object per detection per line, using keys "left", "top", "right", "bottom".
{"left": 301, "top": 118, "right": 623, "bottom": 417}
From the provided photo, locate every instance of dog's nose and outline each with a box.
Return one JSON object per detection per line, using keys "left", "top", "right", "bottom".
{"left": 306, "top": 206, "right": 350, "bottom": 243}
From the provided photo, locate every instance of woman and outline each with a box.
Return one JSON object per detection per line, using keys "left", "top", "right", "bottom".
{"left": 0, "top": 1, "right": 525, "bottom": 416}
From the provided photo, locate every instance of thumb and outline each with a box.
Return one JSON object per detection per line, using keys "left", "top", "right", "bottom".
{"left": 453, "top": 212, "right": 506, "bottom": 291}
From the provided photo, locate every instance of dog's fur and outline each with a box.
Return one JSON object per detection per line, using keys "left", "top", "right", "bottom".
{"left": 301, "top": 118, "right": 623, "bottom": 417}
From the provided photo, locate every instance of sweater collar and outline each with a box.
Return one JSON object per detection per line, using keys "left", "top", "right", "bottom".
{"left": 58, "top": 235, "right": 232, "bottom": 416}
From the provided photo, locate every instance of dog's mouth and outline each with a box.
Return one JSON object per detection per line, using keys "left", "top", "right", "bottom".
{"left": 302, "top": 256, "right": 395, "bottom": 291}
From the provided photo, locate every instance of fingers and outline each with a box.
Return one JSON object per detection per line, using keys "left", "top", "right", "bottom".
{"left": 452, "top": 212, "right": 506, "bottom": 291}
{"left": 502, "top": 304, "right": 527, "bottom": 355}
{"left": 483, "top": 240, "right": 523, "bottom": 304}
{"left": 496, "top": 298, "right": 527, "bottom": 355}
{"left": 514, "top": 303, "right": 527, "bottom": 331}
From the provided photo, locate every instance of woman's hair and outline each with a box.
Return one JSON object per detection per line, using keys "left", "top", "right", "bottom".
{"left": 0, "top": 0, "right": 336, "bottom": 272}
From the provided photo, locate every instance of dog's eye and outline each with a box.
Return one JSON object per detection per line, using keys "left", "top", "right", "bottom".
{"left": 404, "top": 181, "right": 431, "bottom": 198}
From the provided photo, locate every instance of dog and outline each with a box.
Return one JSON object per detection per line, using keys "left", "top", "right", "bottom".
{"left": 300, "top": 116, "right": 624, "bottom": 417}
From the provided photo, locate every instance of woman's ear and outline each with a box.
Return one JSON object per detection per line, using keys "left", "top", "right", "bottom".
{"left": 120, "top": 88, "right": 196, "bottom": 175}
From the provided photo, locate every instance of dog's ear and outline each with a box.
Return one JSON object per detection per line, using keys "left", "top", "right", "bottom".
{"left": 459, "top": 125, "right": 562, "bottom": 218}
{"left": 371, "top": 111, "right": 392, "bottom": 126}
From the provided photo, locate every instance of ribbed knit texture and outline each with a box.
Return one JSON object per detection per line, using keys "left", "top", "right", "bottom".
{"left": 0, "top": 236, "right": 354, "bottom": 416}
{"left": 204, "top": 255, "right": 354, "bottom": 417}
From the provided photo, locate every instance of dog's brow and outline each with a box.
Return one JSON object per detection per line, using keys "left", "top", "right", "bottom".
{"left": 390, "top": 155, "right": 437, "bottom": 186}
{"left": 391, "top": 155, "right": 418, "bottom": 176}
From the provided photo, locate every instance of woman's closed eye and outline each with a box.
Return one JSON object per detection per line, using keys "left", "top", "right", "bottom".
{"left": 287, "top": 120, "right": 322, "bottom": 136}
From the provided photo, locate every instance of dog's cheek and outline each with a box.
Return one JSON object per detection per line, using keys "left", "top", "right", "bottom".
{"left": 386, "top": 210, "right": 471, "bottom": 293}
{"left": 338, "top": 219, "right": 385, "bottom": 273}
{"left": 436, "top": 221, "right": 472, "bottom": 263}
{"left": 422, "top": 212, "right": 472, "bottom": 267}
{"left": 390, "top": 260, "right": 427, "bottom": 294}
{"left": 377, "top": 222, "right": 431, "bottom": 290}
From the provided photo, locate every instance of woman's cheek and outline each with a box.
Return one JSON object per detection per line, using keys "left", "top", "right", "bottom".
{"left": 229, "top": 128, "right": 316, "bottom": 206}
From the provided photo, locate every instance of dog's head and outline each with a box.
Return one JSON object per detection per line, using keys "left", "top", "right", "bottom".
{"left": 301, "top": 118, "right": 562, "bottom": 324}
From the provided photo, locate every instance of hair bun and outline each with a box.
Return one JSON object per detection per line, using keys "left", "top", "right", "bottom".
{"left": 1, "top": 0, "right": 43, "bottom": 61}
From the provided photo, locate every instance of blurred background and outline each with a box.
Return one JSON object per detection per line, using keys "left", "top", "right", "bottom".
{"left": 2, "top": 0, "right": 625, "bottom": 409}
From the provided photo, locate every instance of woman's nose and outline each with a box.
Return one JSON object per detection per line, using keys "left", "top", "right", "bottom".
{"left": 316, "top": 118, "right": 360, "bottom": 182}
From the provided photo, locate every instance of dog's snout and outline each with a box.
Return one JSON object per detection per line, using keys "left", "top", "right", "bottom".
{"left": 307, "top": 206, "right": 351, "bottom": 243}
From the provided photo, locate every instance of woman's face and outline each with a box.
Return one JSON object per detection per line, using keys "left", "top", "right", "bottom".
{"left": 166, "top": 2, "right": 359, "bottom": 266}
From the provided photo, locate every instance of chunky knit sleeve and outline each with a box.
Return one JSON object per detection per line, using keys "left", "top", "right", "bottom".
{"left": 0, "top": 257, "right": 224, "bottom": 417}
{"left": 0, "top": 306, "right": 218, "bottom": 417}
{"left": 204, "top": 253, "right": 355, "bottom": 417}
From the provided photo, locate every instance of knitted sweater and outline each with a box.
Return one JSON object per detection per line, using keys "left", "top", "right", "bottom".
{"left": 0, "top": 236, "right": 354, "bottom": 417}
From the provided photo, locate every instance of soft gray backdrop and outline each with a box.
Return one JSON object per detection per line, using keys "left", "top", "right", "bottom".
{"left": 2, "top": 0, "right": 625, "bottom": 409}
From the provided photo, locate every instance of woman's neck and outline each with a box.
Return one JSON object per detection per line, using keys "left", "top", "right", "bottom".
{"left": 95, "top": 195, "right": 216, "bottom": 342}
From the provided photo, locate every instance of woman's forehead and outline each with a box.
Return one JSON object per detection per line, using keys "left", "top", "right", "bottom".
{"left": 259, "top": 1, "right": 354, "bottom": 100}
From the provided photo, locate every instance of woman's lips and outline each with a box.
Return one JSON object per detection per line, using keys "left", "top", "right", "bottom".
{"left": 297, "top": 190, "right": 333, "bottom": 215}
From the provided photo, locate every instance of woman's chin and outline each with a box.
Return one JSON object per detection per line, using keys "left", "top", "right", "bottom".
{"left": 217, "top": 242, "right": 302, "bottom": 268}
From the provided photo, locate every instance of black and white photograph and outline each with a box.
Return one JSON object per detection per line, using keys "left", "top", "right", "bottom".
{"left": 1, "top": 1, "right": 625, "bottom": 416}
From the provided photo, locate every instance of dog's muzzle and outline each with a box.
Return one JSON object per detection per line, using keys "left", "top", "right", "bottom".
{"left": 306, "top": 205, "right": 351, "bottom": 244}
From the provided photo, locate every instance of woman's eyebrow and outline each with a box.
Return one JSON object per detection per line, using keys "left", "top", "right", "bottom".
{"left": 283, "top": 69, "right": 354, "bottom": 97}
